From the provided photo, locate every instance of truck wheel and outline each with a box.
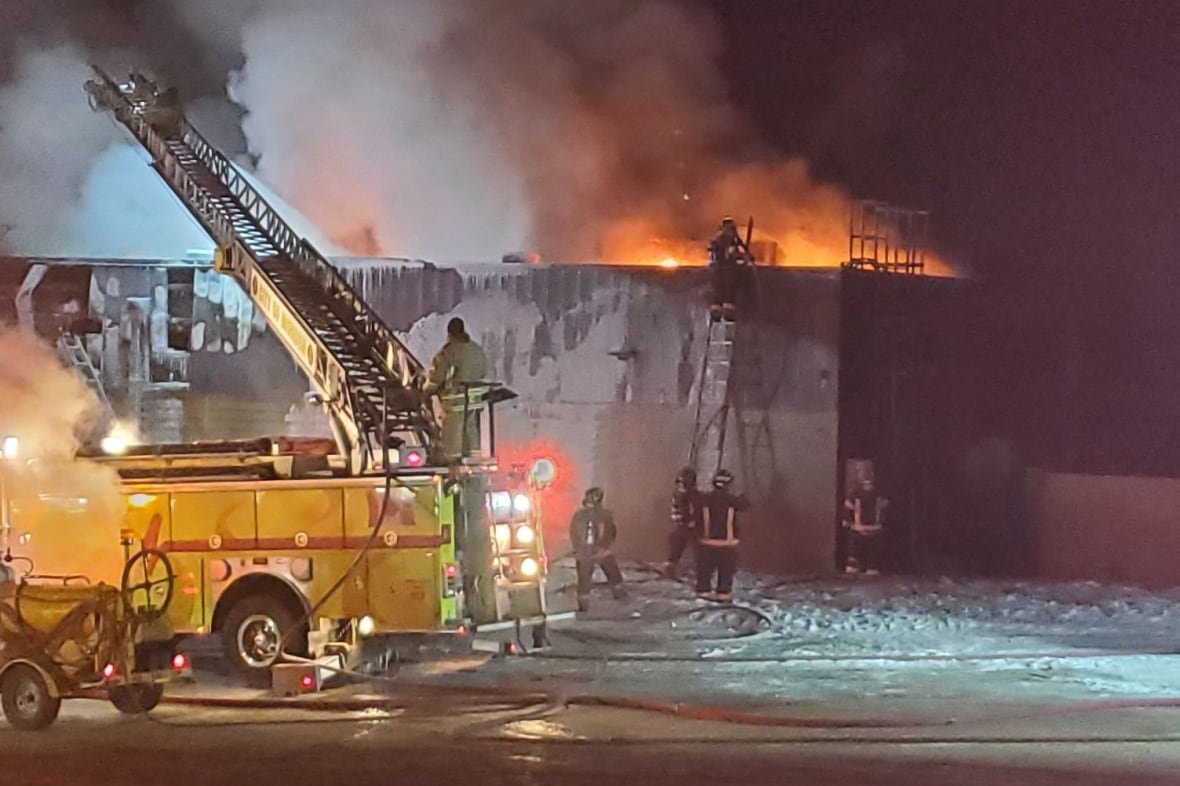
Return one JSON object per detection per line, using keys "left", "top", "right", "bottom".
{"left": 1, "top": 665, "right": 61, "bottom": 731}
{"left": 109, "top": 682, "right": 165, "bottom": 714}
{"left": 221, "top": 594, "right": 306, "bottom": 687}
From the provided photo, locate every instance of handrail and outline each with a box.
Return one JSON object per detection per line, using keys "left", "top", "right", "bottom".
{"left": 84, "top": 68, "right": 443, "bottom": 471}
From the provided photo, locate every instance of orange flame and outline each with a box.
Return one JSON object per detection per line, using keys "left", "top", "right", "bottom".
{"left": 597, "top": 160, "right": 956, "bottom": 277}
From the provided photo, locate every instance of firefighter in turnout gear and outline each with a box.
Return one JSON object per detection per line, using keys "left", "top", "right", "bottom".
{"left": 424, "top": 317, "right": 489, "bottom": 458}
{"left": 695, "top": 469, "right": 749, "bottom": 601}
{"left": 569, "top": 487, "right": 626, "bottom": 611}
{"left": 661, "top": 467, "right": 700, "bottom": 579}
{"left": 707, "top": 217, "right": 753, "bottom": 321}
{"left": 843, "top": 476, "right": 888, "bottom": 575}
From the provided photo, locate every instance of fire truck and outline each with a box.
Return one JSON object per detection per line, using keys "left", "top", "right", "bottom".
{"left": 7, "top": 69, "right": 558, "bottom": 683}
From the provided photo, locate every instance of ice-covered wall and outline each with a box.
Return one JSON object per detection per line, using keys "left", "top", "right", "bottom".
{"left": 2, "top": 258, "right": 841, "bottom": 574}
{"left": 343, "top": 262, "right": 842, "bottom": 574}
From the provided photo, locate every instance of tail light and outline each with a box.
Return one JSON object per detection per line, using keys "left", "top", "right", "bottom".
{"left": 171, "top": 653, "right": 190, "bottom": 672}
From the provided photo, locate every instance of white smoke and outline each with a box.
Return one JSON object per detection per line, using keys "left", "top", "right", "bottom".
{"left": 221, "top": 0, "right": 731, "bottom": 260}
{"left": 0, "top": 327, "right": 100, "bottom": 459}
{"left": 0, "top": 328, "right": 124, "bottom": 583}
{"left": 226, "top": 1, "right": 534, "bottom": 259}
{"left": 0, "top": 45, "right": 120, "bottom": 252}
{"left": 0, "top": 2, "right": 946, "bottom": 268}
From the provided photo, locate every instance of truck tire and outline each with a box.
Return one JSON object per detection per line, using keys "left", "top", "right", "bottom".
{"left": 1, "top": 665, "right": 61, "bottom": 731}
{"left": 221, "top": 593, "right": 307, "bottom": 687}
{"left": 109, "top": 682, "right": 165, "bottom": 714}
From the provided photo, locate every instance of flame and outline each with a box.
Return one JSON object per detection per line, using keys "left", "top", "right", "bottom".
{"left": 596, "top": 160, "right": 956, "bottom": 277}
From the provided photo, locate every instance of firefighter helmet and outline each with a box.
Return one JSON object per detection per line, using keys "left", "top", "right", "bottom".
{"left": 583, "top": 487, "right": 604, "bottom": 507}
{"left": 712, "top": 469, "right": 734, "bottom": 488}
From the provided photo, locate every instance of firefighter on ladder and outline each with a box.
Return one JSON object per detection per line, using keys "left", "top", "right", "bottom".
{"left": 695, "top": 469, "right": 749, "bottom": 601}
{"left": 707, "top": 217, "right": 754, "bottom": 322}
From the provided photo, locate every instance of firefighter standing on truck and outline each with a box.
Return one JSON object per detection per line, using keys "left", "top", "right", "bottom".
{"left": 569, "top": 487, "right": 626, "bottom": 611}
{"left": 695, "top": 469, "right": 749, "bottom": 601}
{"left": 661, "top": 467, "right": 700, "bottom": 579}
{"left": 424, "top": 317, "right": 488, "bottom": 458}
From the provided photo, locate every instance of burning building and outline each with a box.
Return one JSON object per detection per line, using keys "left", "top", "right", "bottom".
{"left": 0, "top": 252, "right": 996, "bottom": 577}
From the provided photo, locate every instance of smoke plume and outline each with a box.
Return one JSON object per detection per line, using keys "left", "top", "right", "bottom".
{"left": 0, "top": 327, "right": 125, "bottom": 581}
{"left": 0, "top": 1, "right": 950, "bottom": 270}
{"left": 0, "top": 327, "right": 101, "bottom": 458}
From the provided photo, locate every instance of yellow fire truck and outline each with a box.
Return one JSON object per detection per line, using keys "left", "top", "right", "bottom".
{"left": 4, "top": 69, "right": 558, "bottom": 683}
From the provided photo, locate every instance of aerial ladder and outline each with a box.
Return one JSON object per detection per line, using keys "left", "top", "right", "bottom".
{"left": 83, "top": 68, "right": 450, "bottom": 475}
{"left": 82, "top": 69, "right": 532, "bottom": 634}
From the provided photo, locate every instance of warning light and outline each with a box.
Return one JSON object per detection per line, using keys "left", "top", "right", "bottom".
{"left": 172, "top": 653, "right": 190, "bottom": 672}
{"left": 444, "top": 563, "right": 458, "bottom": 580}
{"left": 300, "top": 673, "right": 315, "bottom": 690}
{"left": 404, "top": 449, "right": 426, "bottom": 468}
{"left": 529, "top": 457, "right": 557, "bottom": 487}
{"left": 102, "top": 663, "right": 117, "bottom": 680}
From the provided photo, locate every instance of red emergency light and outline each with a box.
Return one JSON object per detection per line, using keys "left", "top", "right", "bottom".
{"left": 172, "top": 653, "right": 190, "bottom": 672}
{"left": 402, "top": 448, "right": 427, "bottom": 468}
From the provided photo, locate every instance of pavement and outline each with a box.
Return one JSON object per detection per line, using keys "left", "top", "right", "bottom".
{"left": 6, "top": 567, "right": 1180, "bottom": 783}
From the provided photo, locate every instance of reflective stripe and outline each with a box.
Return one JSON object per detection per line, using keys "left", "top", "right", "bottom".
{"left": 701, "top": 506, "right": 739, "bottom": 546}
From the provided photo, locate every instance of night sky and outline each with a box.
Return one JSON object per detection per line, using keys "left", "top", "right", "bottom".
{"left": 711, "top": 0, "right": 1179, "bottom": 276}
{"left": 708, "top": 1, "right": 1180, "bottom": 475}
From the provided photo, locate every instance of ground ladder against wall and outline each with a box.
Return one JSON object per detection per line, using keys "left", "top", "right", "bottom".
{"left": 688, "top": 279, "right": 778, "bottom": 494}
{"left": 84, "top": 69, "right": 439, "bottom": 473}
{"left": 57, "top": 331, "right": 115, "bottom": 426}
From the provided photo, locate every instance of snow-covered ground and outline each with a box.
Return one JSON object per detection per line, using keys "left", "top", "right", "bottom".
{"left": 503, "top": 561, "right": 1180, "bottom": 706}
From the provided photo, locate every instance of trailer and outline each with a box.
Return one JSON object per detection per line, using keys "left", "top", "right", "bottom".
{"left": 0, "top": 549, "right": 184, "bottom": 730}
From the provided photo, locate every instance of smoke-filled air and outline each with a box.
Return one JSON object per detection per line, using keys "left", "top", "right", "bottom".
{"left": 0, "top": 0, "right": 952, "bottom": 272}
{"left": 0, "top": 328, "right": 124, "bottom": 580}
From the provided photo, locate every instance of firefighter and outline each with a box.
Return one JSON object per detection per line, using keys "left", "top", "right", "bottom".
{"left": 569, "top": 486, "right": 626, "bottom": 611}
{"left": 695, "top": 469, "right": 749, "bottom": 601}
{"left": 661, "top": 467, "right": 699, "bottom": 579}
{"left": 127, "top": 71, "right": 159, "bottom": 106}
{"left": 144, "top": 86, "right": 184, "bottom": 140}
{"left": 707, "top": 217, "right": 753, "bottom": 321}
{"left": 424, "top": 317, "right": 489, "bottom": 458}
{"left": 843, "top": 476, "right": 888, "bottom": 575}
